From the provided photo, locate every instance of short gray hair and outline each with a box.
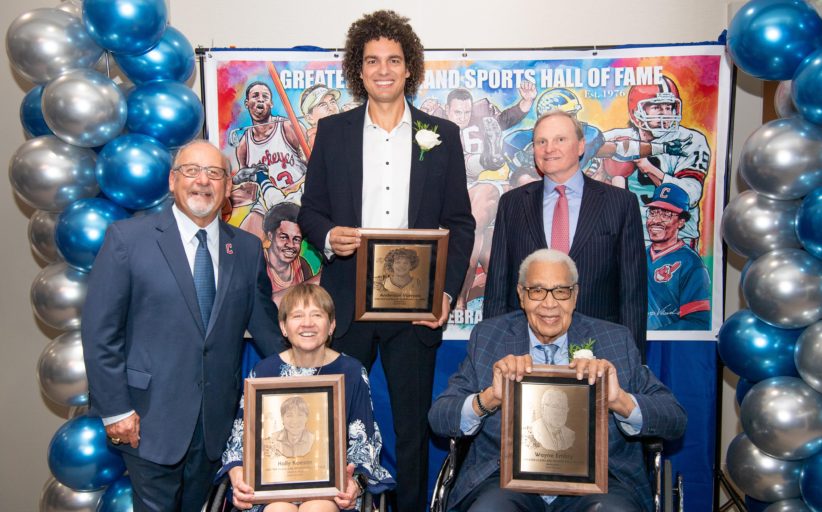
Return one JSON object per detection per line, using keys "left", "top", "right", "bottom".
{"left": 517, "top": 249, "right": 579, "bottom": 286}
{"left": 533, "top": 110, "right": 585, "bottom": 141}
{"left": 172, "top": 139, "right": 231, "bottom": 172}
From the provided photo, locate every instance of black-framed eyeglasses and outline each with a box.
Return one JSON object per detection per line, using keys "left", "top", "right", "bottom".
{"left": 523, "top": 285, "right": 577, "bottom": 301}
{"left": 173, "top": 164, "right": 227, "bottom": 180}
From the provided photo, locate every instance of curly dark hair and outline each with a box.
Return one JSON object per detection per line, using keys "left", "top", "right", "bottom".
{"left": 383, "top": 248, "right": 419, "bottom": 273}
{"left": 342, "top": 10, "right": 425, "bottom": 102}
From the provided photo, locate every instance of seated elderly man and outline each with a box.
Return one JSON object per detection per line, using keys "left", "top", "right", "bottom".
{"left": 429, "top": 248, "right": 686, "bottom": 512}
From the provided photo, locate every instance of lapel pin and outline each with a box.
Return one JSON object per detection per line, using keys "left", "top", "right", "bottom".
{"left": 225, "top": 243, "right": 233, "bottom": 255}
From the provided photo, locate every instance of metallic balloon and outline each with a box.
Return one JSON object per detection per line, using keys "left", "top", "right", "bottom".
{"left": 743, "top": 249, "right": 822, "bottom": 328}
{"left": 5, "top": 8, "right": 103, "bottom": 84}
{"left": 37, "top": 331, "right": 88, "bottom": 407}
{"left": 801, "top": 451, "right": 822, "bottom": 511}
{"left": 29, "top": 210, "right": 62, "bottom": 264}
{"left": 114, "top": 26, "right": 195, "bottom": 84}
{"left": 97, "top": 475, "right": 133, "bottom": 512}
{"left": 40, "top": 476, "right": 104, "bottom": 512}
{"left": 82, "top": 0, "right": 168, "bottom": 55}
{"left": 132, "top": 195, "right": 174, "bottom": 217}
{"left": 764, "top": 500, "right": 812, "bottom": 512}
{"left": 796, "top": 321, "right": 822, "bottom": 393}
{"left": 718, "top": 309, "right": 802, "bottom": 381}
{"left": 775, "top": 81, "right": 799, "bottom": 119}
{"left": 42, "top": 69, "right": 127, "bottom": 148}
{"left": 721, "top": 190, "right": 801, "bottom": 259}
{"left": 727, "top": 0, "right": 822, "bottom": 80}
{"left": 48, "top": 415, "right": 126, "bottom": 491}
{"left": 96, "top": 134, "right": 171, "bottom": 210}
{"left": 126, "top": 81, "right": 204, "bottom": 148}
{"left": 56, "top": 1, "right": 82, "bottom": 17}
{"left": 68, "top": 405, "right": 89, "bottom": 418}
{"left": 8, "top": 136, "right": 99, "bottom": 212}
{"left": 793, "top": 48, "right": 822, "bottom": 125}
{"left": 726, "top": 432, "right": 802, "bottom": 502}
{"left": 749, "top": 496, "right": 774, "bottom": 512}
{"left": 55, "top": 198, "right": 130, "bottom": 272}
{"left": 19, "top": 85, "right": 53, "bottom": 138}
{"left": 741, "top": 377, "right": 822, "bottom": 460}
{"left": 796, "top": 187, "right": 822, "bottom": 259}
{"left": 738, "top": 117, "right": 822, "bottom": 200}
{"left": 738, "top": 377, "right": 757, "bottom": 407}
{"left": 30, "top": 262, "right": 88, "bottom": 331}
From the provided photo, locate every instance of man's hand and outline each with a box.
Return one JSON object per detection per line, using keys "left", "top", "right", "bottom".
{"left": 568, "top": 357, "right": 636, "bottom": 417}
{"left": 483, "top": 354, "right": 534, "bottom": 410}
{"left": 334, "top": 463, "right": 359, "bottom": 510}
{"left": 232, "top": 163, "right": 268, "bottom": 185}
{"left": 519, "top": 80, "right": 537, "bottom": 110}
{"left": 105, "top": 413, "right": 141, "bottom": 449}
{"left": 413, "top": 293, "right": 450, "bottom": 329}
{"left": 228, "top": 466, "right": 255, "bottom": 510}
{"left": 662, "top": 135, "right": 692, "bottom": 157}
{"left": 329, "top": 226, "right": 361, "bottom": 257}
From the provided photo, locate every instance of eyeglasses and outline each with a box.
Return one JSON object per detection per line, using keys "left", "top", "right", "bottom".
{"left": 173, "top": 164, "right": 227, "bottom": 180}
{"left": 522, "top": 285, "right": 576, "bottom": 301}
{"left": 647, "top": 208, "right": 678, "bottom": 221}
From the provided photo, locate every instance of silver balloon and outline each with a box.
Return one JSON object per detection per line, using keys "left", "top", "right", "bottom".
{"left": 9, "top": 136, "right": 99, "bottom": 212}
{"left": 42, "top": 69, "right": 127, "bottom": 148}
{"left": 5, "top": 8, "right": 103, "bottom": 84}
{"left": 775, "top": 81, "right": 799, "bottom": 119}
{"left": 796, "top": 321, "right": 822, "bottom": 394}
{"left": 738, "top": 117, "right": 822, "bottom": 200}
{"left": 743, "top": 249, "right": 822, "bottom": 328}
{"left": 68, "top": 404, "right": 89, "bottom": 418}
{"left": 764, "top": 499, "right": 812, "bottom": 512}
{"left": 741, "top": 377, "right": 822, "bottom": 460}
{"left": 30, "top": 262, "right": 88, "bottom": 331}
{"left": 37, "top": 331, "right": 88, "bottom": 407}
{"left": 726, "top": 432, "right": 802, "bottom": 502}
{"left": 28, "top": 210, "right": 62, "bottom": 264}
{"left": 721, "top": 190, "right": 801, "bottom": 259}
{"left": 40, "top": 476, "right": 103, "bottom": 512}
{"left": 56, "top": 0, "right": 82, "bottom": 17}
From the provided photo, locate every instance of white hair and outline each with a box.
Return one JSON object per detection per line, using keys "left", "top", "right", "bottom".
{"left": 517, "top": 249, "right": 579, "bottom": 286}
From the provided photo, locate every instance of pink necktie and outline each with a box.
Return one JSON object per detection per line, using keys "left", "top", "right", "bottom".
{"left": 551, "top": 185, "right": 569, "bottom": 254}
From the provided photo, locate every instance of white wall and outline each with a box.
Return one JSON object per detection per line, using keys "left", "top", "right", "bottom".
{"left": 0, "top": 0, "right": 755, "bottom": 507}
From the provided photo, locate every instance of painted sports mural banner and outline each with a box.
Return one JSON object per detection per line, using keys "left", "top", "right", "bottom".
{"left": 203, "top": 44, "right": 730, "bottom": 341}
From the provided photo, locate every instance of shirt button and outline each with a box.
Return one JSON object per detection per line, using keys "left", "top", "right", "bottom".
{"left": 385, "top": 161, "right": 389, "bottom": 165}
{"left": 386, "top": 211, "right": 390, "bottom": 215}
{"left": 385, "top": 138, "right": 389, "bottom": 142}
{"left": 386, "top": 186, "right": 390, "bottom": 190}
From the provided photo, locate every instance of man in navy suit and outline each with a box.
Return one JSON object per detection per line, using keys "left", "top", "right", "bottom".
{"left": 483, "top": 110, "right": 648, "bottom": 355}
{"left": 298, "top": 10, "right": 474, "bottom": 510}
{"left": 81, "top": 140, "right": 284, "bottom": 511}
{"left": 430, "top": 248, "right": 686, "bottom": 511}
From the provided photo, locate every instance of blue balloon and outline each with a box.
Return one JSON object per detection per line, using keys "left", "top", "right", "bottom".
{"left": 801, "top": 451, "right": 822, "bottom": 510}
{"left": 727, "top": 0, "right": 822, "bottom": 80}
{"left": 113, "top": 26, "right": 194, "bottom": 84}
{"left": 82, "top": 0, "right": 167, "bottom": 55}
{"left": 132, "top": 195, "right": 174, "bottom": 217}
{"left": 797, "top": 187, "right": 822, "bottom": 259}
{"left": 96, "top": 134, "right": 172, "bottom": 210}
{"left": 718, "top": 309, "right": 803, "bottom": 381}
{"left": 794, "top": 50, "right": 822, "bottom": 125}
{"left": 47, "top": 415, "right": 126, "bottom": 491}
{"left": 737, "top": 377, "right": 757, "bottom": 406}
{"left": 98, "top": 474, "right": 133, "bottom": 512}
{"left": 19, "top": 85, "right": 53, "bottom": 137}
{"left": 55, "top": 198, "right": 130, "bottom": 272}
{"left": 126, "top": 81, "right": 204, "bottom": 148}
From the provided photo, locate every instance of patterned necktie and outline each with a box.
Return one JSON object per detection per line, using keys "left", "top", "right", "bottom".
{"left": 551, "top": 185, "right": 570, "bottom": 254}
{"left": 537, "top": 343, "right": 559, "bottom": 364}
{"left": 194, "top": 229, "right": 216, "bottom": 328}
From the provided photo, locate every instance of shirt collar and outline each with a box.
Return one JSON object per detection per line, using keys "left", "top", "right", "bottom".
{"left": 543, "top": 168, "right": 584, "bottom": 196}
{"left": 363, "top": 100, "right": 412, "bottom": 133}
{"left": 171, "top": 203, "right": 220, "bottom": 245}
{"left": 528, "top": 326, "right": 568, "bottom": 357}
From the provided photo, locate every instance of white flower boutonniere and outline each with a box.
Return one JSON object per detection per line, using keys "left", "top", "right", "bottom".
{"left": 414, "top": 121, "right": 441, "bottom": 161}
{"left": 570, "top": 338, "right": 596, "bottom": 360}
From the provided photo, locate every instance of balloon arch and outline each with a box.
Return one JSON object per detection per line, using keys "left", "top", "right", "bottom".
{"left": 6, "top": 0, "right": 822, "bottom": 510}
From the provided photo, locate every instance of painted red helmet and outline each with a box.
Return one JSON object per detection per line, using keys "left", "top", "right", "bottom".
{"left": 627, "top": 76, "right": 682, "bottom": 138}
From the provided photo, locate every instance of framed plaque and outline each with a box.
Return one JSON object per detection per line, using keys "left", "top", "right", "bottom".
{"left": 500, "top": 366, "right": 608, "bottom": 495}
{"left": 355, "top": 228, "right": 449, "bottom": 322}
{"left": 243, "top": 375, "right": 346, "bottom": 504}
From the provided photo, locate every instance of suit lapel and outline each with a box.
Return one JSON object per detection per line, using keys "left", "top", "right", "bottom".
{"left": 408, "top": 107, "right": 425, "bottom": 227}
{"left": 208, "top": 222, "right": 236, "bottom": 336}
{"left": 570, "top": 176, "right": 603, "bottom": 260}
{"left": 155, "top": 210, "right": 206, "bottom": 335}
{"left": 345, "top": 106, "right": 366, "bottom": 226}
{"left": 524, "top": 181, "right": 548, "bottom": 248}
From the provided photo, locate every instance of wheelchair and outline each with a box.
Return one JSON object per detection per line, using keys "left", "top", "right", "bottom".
{"left": 429, "top": 437, "right": 683, "bottom": 512}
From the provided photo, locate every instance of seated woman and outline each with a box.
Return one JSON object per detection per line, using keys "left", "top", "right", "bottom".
{"left": 220, "top": 283, "right": 395, "bottom": 511}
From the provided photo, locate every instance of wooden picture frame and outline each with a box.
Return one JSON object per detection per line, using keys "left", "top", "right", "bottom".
{"left": 243, "top": 375, "right": 346, "bottom": 504}
{"left": 355, "top": 228, "right": 449, "bottom": 322}
{"left": 500, "top": 366, "right": 608, "bottom": 495}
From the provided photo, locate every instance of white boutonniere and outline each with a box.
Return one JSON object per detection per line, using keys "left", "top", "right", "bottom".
{"left": 569, "top": 338, "right": 596, "bottom": 360}
{"left": 414, "top": 121, "right": 441, "bottom": 161}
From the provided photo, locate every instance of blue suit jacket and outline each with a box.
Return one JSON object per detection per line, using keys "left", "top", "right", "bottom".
{"left": 298, "top": 104, "right": 475, "bottom": 342}
{"left": 81, "top": 208, "right": 285, "bottom": 465}
{"left": 428, "top": 311, "right": 686, "bottom": 511}
{"left": 482, "top": 175, "right": 648, "bottom": 352}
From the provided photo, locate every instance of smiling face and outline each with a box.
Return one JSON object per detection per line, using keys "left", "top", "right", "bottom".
{"left": 532, "top": 114, "right": 585, "bottom": 184}
{"left": 280, "top": 299, "right": 335, "bottom": 354}
{"left": 517, "top": 260, "right": 578, "bottom": 344}
{"left": 392, "top": 255, "right": 412, "bottom": 277}
{"left": 282, "top": 407, "right": 308, "bottom": 437}
{"left": 169, "top": 142, "right": 231, "bottom": 227}
{"left": 646, "top": 207, "right": 684, "bottom": 245}
{"left": 360, "top": 37, "right": 410, "bottom": 106}
{"left": 269, "top": 220, "right": 302, "bottom": 265}
{"left": 245, "top": 84, "right": 273, "bottom": 123}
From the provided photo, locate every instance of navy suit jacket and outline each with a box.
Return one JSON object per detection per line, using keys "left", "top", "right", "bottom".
{"left": 81, "top": 208, "right": 284, "bottom": 465}
{"left": 483, "top": 175, "right": 648, "bottom": 352}
{"left": 428, "top": 311, "right": 686, "bottom": 511}
{"left": 298, "top": 104, "right": 475, "bottom": 342}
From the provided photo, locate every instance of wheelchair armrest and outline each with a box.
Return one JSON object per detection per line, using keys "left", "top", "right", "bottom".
{"left": 430, "top": 436, "right": 473, "bottom": 512}
{"left": 202, "top": 474, "right": 232, "bottom": 512}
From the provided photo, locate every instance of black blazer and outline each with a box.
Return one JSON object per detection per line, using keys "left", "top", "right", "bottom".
{"left": 482, "top": 175, "right": 648, "bottom": 351}
{"left": 299, "top": 104, "right": 475, "bottom": 341}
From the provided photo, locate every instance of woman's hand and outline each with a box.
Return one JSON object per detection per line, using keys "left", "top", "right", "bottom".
{"left": 228, "top": 466, "right": 255, "bottom": 510}
{"left": 334, "top": 463, "right": 360, "bottom": 510}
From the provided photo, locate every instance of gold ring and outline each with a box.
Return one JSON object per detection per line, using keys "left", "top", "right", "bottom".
{"left": 110, "top": 437, "right": 121, "bottom": 445}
